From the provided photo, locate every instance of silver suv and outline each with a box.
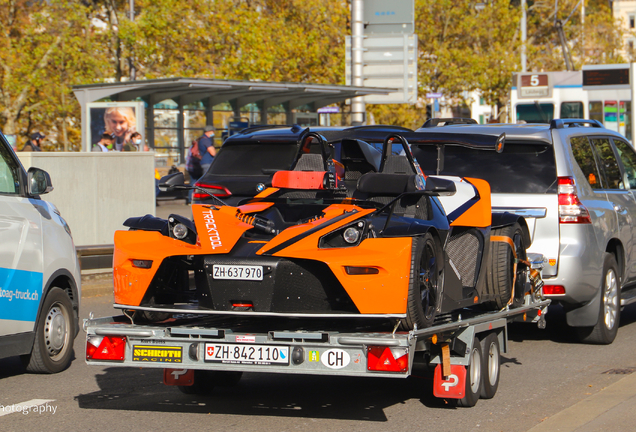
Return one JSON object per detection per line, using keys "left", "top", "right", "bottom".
{"left": 410, "top": 119, "right": 636, "bottom": 344}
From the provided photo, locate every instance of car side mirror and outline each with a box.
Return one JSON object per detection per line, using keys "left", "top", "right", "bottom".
{"left": 424, "top": 176, "right": 456, "bottom": 195}
{"left": 27, "top": 167, "right": 53, "bottom": 195}
{"left": 158, "top": 172, "right": 185, "bottom": 191}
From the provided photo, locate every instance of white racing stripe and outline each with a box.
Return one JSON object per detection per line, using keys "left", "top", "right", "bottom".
{"left": 0, "top": 399, "right": 56, "bottom": 417}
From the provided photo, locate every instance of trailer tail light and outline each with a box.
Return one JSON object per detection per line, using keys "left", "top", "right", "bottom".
{"left": 543, "top": 285, "right": 566, "bottom": 295}
{"left": 558, "top": 177, "right": 591, "bottom": 224}
{"left": 192, "top": 183, "right": 232, "bottom": 200}
{"left": 367, "top": 346, "right": 409, "bottom": 373}
{"left": 86, "top": 336, "right": 126, "bottom": 361}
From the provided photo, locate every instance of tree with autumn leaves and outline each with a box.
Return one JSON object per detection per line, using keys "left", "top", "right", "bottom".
{"left": 0, "top": 0, "right": 628, "bottom": 149}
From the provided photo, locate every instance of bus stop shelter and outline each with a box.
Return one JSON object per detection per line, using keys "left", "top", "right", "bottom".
{"left": 73, "top": 78, "right": 395, "bottom": 158}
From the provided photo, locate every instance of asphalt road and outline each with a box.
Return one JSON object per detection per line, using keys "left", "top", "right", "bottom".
{"left": 1, "top": 292, "right": 636, "bottom": 432}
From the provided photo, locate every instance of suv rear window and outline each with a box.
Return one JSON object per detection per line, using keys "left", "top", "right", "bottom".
{"left": 210, "top": 142, "right": 298, "bottom": 175}
{"left": 412, "top": 143, "right": 557, "bottom": 194}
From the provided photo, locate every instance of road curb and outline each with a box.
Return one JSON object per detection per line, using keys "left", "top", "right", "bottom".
{"left": 527, "top": 371, "right": 636, "bottom": 431}
{"left": 81, "top": 271, "right": 113, "bottom": 298}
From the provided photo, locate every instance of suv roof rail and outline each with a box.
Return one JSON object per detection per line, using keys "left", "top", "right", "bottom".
{"left": 550, "top": 119, "right": 604, "bottom": 129}
{"left": 421, "top": 118, "right": 478, "bottom": 128}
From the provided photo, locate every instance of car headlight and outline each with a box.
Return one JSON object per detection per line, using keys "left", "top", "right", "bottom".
{"left": 173, "top": 223, "right": 188, "bottom": 239}
{"left": 343, "top": 227, "right": 361, "bottom": 244}
{"left": 167, "top": 216, "right": 197, "bottom": 245}
{"left": 319, "top": 220, "right": 367, "bottom": 248}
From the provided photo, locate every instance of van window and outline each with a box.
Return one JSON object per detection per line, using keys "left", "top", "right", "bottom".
{"left": 560, "top": 102, "right": 584, "bottom": 118}
{"left": 412, "top": 143, "right": 557, "bottom": 194}
{"left": 0, "top": 144, "right": 20, "bottom": 194}
{"left": 570, "top": 136, "right": 603, "bottom": 189}
{"left": 590, "top": 138, "right": 623, "bottom": 189}
{"left": 516, "top": 103, "right": 554, "bottom": 123}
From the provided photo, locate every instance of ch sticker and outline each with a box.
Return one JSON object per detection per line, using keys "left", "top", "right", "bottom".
{"left": 309, "top": 351, "right": 319, "bottom": 362}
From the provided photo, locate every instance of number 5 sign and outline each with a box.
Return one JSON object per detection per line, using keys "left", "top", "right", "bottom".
{"left": 519, "top": 73, "right": 551, "bottom": 98}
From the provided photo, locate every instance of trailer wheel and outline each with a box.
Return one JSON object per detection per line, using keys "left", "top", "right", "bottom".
{"left": 400, "top": 233, "right": 443, "bottom": 330}
{"left": 457, "top": 336, "right": 482, "bottom": 407}
{"left": 479, "top": 333, "right": 500, "bottom": 399}
{"left": 487, "top": 223, "right": 527, "bottom": 309}
{"left": 21, "top": 288, "right": 75, "bottom": 374}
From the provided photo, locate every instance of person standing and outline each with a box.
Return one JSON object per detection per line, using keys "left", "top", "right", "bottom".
{"left": 123, "top": 132, "right": 141, "bottom": 151}
{"left": 198, "top": 125, "right": 217, "bottom": 174}
{"left": 21, "top": 132, "right": 45, "bottom": 152}
{"left": 185, "top": 139, "right": 203, "bottom": 204}
{"left": 92, "top": 133, "right": 114, "bottom": 152}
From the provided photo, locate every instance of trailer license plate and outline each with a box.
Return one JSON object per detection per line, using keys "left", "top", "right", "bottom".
{"left": 213, "top": 265, "right": 263, "bottom": 281}
{"left": 204, "top": 343, "right": 289, "bottom": 365}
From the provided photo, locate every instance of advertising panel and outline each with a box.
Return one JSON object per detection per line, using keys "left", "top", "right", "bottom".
{"left": 86, "top": 102, "right": 146, "bottom": 151}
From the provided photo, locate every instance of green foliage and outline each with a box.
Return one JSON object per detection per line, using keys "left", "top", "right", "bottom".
{"left": 0, "top": 0, "right": 628, "bottom": 147}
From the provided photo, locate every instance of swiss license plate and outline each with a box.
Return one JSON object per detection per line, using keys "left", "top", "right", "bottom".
{"left": 204, "top": 343, "right": 289, "bottom": 365}
{"left": 213, "top": 264, "right": 263, "bottom": 281}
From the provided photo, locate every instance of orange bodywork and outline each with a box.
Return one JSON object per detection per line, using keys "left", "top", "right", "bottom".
{"left": 450, "top": 177, "right": 492, "bottom": 228}
{"left": 114, "top": 203, "right": 413, "bottom": 314}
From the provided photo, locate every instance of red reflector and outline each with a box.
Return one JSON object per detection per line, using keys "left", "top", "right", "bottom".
{"left": 86, "top": 336, "right": 126, "bottom": 361}
{"left": 344, "top": 266, "right": 380, "bottom": 275}
{"left": 192, "top": 183, "right": 232, "bottom": 200}
{"left": 232, "top": 303, "right": 254, "bottom": 308}
{"left": 543, "top": 285, "right": 566, "bottom": 295}
{"left": 367, "top": 346, "right": 409, "bottom": 373}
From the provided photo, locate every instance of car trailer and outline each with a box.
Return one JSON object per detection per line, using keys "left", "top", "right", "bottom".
{"left": 85, "top": 292, "right": 549, "bottom": 408}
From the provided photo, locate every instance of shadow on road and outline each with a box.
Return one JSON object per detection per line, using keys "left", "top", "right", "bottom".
{"left": 75, "top": 366, "right": 465, "bottom": 420}
{"left": 507, "top": 303, "right": 636, "bottom": 344}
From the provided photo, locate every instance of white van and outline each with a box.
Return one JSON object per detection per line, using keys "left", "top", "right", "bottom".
{"left": 0, "top": 133, "right": 81, "bottom": 373}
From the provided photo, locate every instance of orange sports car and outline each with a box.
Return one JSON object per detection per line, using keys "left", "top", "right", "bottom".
{"left": 113, "top": 129, "right": 538, "bottom": 329}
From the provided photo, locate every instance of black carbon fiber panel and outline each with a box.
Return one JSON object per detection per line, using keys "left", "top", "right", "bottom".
{"left": 447, "top": 230, "right": 481, "bottom": 287}
{"left": 200, "top": 256, "right": 358, "bottom": 313}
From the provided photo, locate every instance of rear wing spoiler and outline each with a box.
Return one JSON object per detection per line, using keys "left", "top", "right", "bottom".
{"left": 398, "top": 131, "right": 506, "bottom": 153}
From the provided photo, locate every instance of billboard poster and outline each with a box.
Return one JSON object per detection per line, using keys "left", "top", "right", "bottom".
{"left": 86, "top": 102, "right": 145, "bottom": 152}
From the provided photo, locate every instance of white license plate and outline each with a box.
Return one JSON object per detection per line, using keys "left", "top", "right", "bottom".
{"left": 204, "top": 343, "right": 289, "bottom": 365}
{"left": 212, "top": 265, "right": 263, "bottom": 280}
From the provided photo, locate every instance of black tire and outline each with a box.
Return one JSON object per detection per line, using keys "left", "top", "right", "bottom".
{"left": 177, "top": 370, "right": 243, "bottom": 394}
{"left": 21, "top": 288, "right": 75, "bottom": 374}
{"left": 487, "top": 223, "right": 527, "bottom": 309}
{"left": 139, "top": 310, "right": 172, "bottom": 323}
{"left": 577, "top": 254, "right": 620, "bottom": 345}
{"left": 457, "top": 336, "right": 482, "bottom": 407}
{"left": 479, "top": 333, "right": 500, "bottom": 399}
{"left": 400, "top": 233, "right": 443, "bottom": 330}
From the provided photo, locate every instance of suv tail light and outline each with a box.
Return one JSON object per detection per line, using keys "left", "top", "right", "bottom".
{"left": 558, "top": 177, "right": 591, "bottom": 224}
{"left": 192, "top": 183, "right": 232, "bottom": 200}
